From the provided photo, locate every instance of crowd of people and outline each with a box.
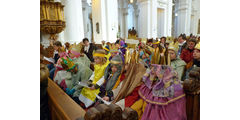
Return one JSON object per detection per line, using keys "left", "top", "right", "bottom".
{"left": 40, "top": 33, "right": 200, "bottom": 120}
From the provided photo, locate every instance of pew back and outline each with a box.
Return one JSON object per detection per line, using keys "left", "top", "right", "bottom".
{"left": 47, "top": 78, "right": 86, "bottom": 120}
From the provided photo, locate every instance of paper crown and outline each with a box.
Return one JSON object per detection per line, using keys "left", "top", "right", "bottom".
{"left": 152, "top": 40, "right": 160, "bottom": 45}
{"left": 93, "top": 49, "right": 106, "bottom": 57}
{"left": 60, "top": 56, "right": 76, "bottom": 71}
{"left": 195, "top": 42, "right": 200, "bottom": 50}
{"left": 168, "top": 43, "right": 179, "bottom": 53}
{"left": 110, "top": 44, "right": 118, "bottom": 53}
{"left": 111, "top": 54, "right": 123, "bottom": 65}
{"left": 69, "top": 43, "right": 82, "bottom": 53}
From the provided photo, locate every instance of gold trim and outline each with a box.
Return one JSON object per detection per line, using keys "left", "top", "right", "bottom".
{"left": 138, "top": 90, "right": 185, "bottom": 105}
{"left": 152, "top": 41, "right": 160, "bottom": 44}
{"left": 93, "top": 53, "right": 105, "bottom": 57}
{"left": 110, "top": 60, "right": 122, "bottom": 65}
{"left": 103, "top": 47, "right": 109, "bottom": 51}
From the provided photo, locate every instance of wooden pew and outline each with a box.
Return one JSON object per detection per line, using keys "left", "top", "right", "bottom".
{"left": 183, "top": 67, "right": 200, "bottom": 120}
{"left": 47, "top": 78, "right": 86, "bottom": 120}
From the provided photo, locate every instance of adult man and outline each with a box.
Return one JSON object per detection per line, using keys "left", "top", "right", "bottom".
{"left": 83, "top": 38, "right": 97, "bottom": 62}
{"left": 177, "top": 34, "right": 187, "bottom": 56}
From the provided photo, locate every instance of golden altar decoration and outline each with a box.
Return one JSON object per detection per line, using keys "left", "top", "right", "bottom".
{"left": 40, "top": 0, "right": 65, "bottom": 40}
{"left": 128, "top": 27, "right": 137, "bottom": 39}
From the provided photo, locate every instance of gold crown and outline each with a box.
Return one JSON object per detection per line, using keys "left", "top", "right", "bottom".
{"left": 110, "top": 44, "right": 118, "bottom": 53}
{"left": 195, "top": 42, "right": 200, "bottom": 50}
{"left": 152, "top": 40, "right": 160, "bottom": 45}
{"left": 124, "top": 49, "right": 140, "bottom": 64}
{"left": 69, "top": 43, "right": 82, "bottom": 53}
{"left": 168, "top": 42, "right": 179, "bottom": 53}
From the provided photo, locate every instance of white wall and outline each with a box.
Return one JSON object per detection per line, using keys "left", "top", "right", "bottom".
{"left": 92, "top": 0, "right": 118, "bottom": 43}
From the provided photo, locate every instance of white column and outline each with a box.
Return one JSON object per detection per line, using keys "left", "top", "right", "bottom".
{"left": 92, "top": 0, "right": 118, "bottom": 44}
{"left": 123, "top": 8, "right": 128, "bottom": 39}
{"left": 137, "top": 0, "right": 157, "bottom": 39}
{"left": 166, "top": 0, "right": 172, "bottom": 37}
{"left": 63, "top": 0, "right": 84, "bottom": 44}
{"left": 175, "top": 0, "right": 192, "bottom": 36}
{"left": 190, "top": 0, "right": 200, "bottom": 35}
{"left": 155, "top": 0, "right": 172, "bottom": 37}
{"left": 133, "top": 4, "right": 139, "bottom": 33}
{"left": 82, "top": 0, "right": 92, "bottom": 41}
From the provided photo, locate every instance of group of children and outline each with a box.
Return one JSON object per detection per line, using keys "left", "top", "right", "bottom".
{"left": 43, "top": 34, "right": 200, "bottom": 120}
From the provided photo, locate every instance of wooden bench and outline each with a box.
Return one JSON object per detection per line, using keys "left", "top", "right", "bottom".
{"left": 47, "top": 78, "right": 86, "bottom": 120}
{"left": 183, "top": 67, "right": 200, "bottom": 120}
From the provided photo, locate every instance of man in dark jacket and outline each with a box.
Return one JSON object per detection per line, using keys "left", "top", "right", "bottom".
{"left": 177, "top": 34, "right": 187, "bottom": 56}
{"left": 83, "top": 38, "right": 97, "bottom": 62}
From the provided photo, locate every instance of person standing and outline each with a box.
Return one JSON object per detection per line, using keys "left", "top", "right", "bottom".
{"left": 177, "top": 34, "right": 187, "bottom": 56}
{"left": 83, "top": 38, "right": 97, "bottom": 62}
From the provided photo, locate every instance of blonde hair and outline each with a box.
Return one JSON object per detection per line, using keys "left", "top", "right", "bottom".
{"left": 93, "top": 49, "right": 107, "bottom": 65}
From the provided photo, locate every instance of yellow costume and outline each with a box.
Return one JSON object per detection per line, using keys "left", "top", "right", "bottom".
{"left": 79, "top": 52, "right": 110, "bottom": 108}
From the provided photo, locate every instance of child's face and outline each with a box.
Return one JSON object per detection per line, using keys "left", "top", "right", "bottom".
{"left": 168, "top": 50, "right": 176, "bottom": 60}
{"left": 160, "top": 39, "right": 166, "bottom": 44}
{"left": 111, "top": 65, "right": 118, "bottom": 73}
{"left": 94, "top": 57, "right": 101, "bottom": 64}
{"left": 188, "top": 41, "right": 196, "bottom": 50}
{"left": 116, "top": 43, "right": 120, "bottom": 48}
{"left": 54, "top": 45, "right": 58, "bottom": 51}
{"left": 193, "top": 49, "right": 200, "bottom": 60}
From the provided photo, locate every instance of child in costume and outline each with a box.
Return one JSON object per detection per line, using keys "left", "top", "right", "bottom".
{"left": 114, "top": 40, "right": 126, "bottom": 63}
{"left": 131, "top": 64, "right": 187, "bottom": 120}
{"left": 103, "top": 45, "right": 111, "bottom": 60}
{"left": 168, "top": 43, "right": 186, "bottom": 81}
{"left": 112, "top": 49, "right": 146, "bottom": 110}
{"left": 54, "top": 53, "right": 93, "bottom": 97}
{"left": 67, "top": 43, "right": 93, "bottom": 98}
{"left": 138, "top": 42, "right": 152, "bottom": 67}
{"left": 78, "top": 49, "right": 110, "bottom": 108}
{"left": 47, "top": 41, "right": 62, "bottom": 80}
{"left": 98, "top": 55, "right": 123, "bottom": 102}
{"left": 184, "top": 42, "right": 200, "bottom": 80}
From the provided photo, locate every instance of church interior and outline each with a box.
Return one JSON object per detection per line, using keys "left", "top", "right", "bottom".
{"left": 40, "top": 0, "right": 200, "bottom": 120}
